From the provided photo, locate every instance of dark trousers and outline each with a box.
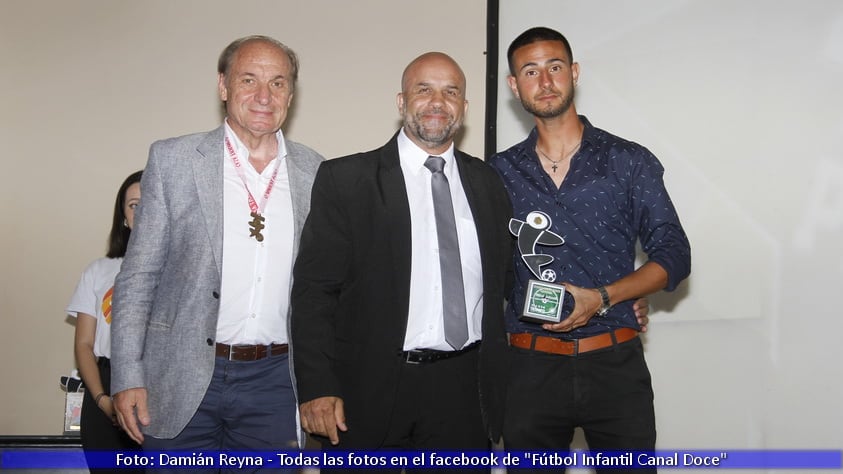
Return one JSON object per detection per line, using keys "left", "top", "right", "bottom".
{"left": 143, "top": 353, "right": 297, "bottom": 473}
{"left": 503, "top": 337, "right": 656, "bottom": 474}
{"left": 326, "top": 348, "right": 490, "bottom": 474}
{"left": 80, "top": 357, "right": 142, "bottom": 474}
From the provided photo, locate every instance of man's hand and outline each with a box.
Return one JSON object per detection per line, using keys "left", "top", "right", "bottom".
{"left": 542, "top": 285, "right": 652, "bottom": 333}
{"left": 113, "top": 388, "right": 150, "bottom": 444}
{"left": 300, "top": 396, "right": 347, "bottom": 446}
{"left": 542, "top": 283, "right": 600, "bottom": 332}
{"left": 634, "top": 297, "right": 650, "bottom": 332}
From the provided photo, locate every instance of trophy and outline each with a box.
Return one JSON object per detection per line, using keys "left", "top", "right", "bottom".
{"left": 509, "top": 211, "right": 566, "bottom": 324}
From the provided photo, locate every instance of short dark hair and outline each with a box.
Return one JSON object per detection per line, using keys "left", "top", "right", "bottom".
{"left": 507, "top": 26, "right": 574, "bottom": 75}
{"left": 107, "top": 170, "right": 143, "bottom": 258}
{"left": 217, "top": 35, "right": 299, "bottom": 92}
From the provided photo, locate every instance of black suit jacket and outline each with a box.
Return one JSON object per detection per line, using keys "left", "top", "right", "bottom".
{"left": 291, "top": 133, "right": 512, "bottom": 443}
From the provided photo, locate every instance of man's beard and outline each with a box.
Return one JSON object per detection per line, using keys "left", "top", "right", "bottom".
{"left": 522, "top": 87, "right": 575, "bottom": 119}
{"left": 405, "top": 110, "right": 459, "bottom": 148}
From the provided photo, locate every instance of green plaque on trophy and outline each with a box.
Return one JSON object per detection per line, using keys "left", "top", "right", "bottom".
{"left": 520, "top": 279, "right": 566, "bottom": 324}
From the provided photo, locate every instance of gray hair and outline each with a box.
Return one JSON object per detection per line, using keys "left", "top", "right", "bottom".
{"left": 217, "top": 35, "right": 299, "bottom": 91}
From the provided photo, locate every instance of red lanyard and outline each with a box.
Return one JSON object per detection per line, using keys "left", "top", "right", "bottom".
{"left": 224, "top": 135, "right": 282, "bottom": 216}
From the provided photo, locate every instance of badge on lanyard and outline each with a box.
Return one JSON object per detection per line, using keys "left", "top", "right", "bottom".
{"left": 225, "top": 135, "right": 281, "bottom": 243}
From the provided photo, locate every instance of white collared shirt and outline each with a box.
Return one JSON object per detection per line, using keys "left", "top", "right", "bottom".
{"left": 217, "top": 121, "right": 294, "bottom": 345}
{"left": 398, "top": 129, "right": 483, "bottom": 351}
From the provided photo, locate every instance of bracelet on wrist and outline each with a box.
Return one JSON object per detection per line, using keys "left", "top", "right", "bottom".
{"left": 94, "top": 392, "right": 109, "bottom": 406}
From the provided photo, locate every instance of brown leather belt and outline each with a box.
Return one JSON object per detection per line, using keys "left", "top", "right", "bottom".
{"left": 509, "top": 328, "right": 638, "bottom": 356}
{"left": 215, "top": 343, "right": 289, "bottom": 361}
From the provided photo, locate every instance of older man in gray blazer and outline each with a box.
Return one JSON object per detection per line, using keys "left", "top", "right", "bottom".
{"left": 111, "top": 36, "right": 322, "bottom": 462}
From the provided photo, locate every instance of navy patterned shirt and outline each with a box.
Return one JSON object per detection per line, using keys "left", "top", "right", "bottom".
{"left": 488, "top": 116, "right": 691, "bottom": 339}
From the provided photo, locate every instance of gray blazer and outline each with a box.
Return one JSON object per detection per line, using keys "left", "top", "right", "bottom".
{"left": 111, "top": 125, "right": 323, "bottom": 438}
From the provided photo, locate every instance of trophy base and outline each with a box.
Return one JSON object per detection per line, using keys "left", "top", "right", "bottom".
{"left": 519, "top": 279, "right": 566, "bottom": 324}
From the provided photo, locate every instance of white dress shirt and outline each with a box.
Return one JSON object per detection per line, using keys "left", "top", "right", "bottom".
{"left": 398, "top": 129, "right": 483, "bottom": 351}
{"left": 216, "top": 121, "right": 295, "bottom": 345}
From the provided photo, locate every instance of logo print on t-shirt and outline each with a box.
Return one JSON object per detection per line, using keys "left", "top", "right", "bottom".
{"left": 102, "top": 286, "right": 114, "bottom": 325}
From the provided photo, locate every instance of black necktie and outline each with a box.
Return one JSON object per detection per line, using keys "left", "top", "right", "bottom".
{"left": 424, "top": 155, "right": 468, "bottom": 350}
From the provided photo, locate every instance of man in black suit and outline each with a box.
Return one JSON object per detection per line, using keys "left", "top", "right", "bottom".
{"left": 291, "top": 52, "right": 512, "bottom": 466}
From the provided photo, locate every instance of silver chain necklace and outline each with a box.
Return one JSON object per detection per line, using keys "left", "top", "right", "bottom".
{"left": 536, "top": 142, "right": 581, "bottom": 173}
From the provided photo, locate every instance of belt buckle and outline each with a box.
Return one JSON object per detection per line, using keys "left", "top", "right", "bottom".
{"left": 228, "top": 345, "right": 237, "bottom": 361}
{"left": 403, "top": 351, "right": 421, "bottom": 364}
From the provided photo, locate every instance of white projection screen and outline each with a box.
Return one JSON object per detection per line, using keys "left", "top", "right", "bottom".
{"left": 495, "top": 0, "right": 842, "bottom": 467}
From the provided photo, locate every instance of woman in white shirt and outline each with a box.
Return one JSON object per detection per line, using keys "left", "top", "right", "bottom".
{"left": 67, "top": 170, "right": 142, "bottom": 473}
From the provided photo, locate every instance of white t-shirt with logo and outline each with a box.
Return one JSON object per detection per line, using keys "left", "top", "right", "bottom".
{"left": 66, "top": 257, "right": 122, "bottom": 358}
